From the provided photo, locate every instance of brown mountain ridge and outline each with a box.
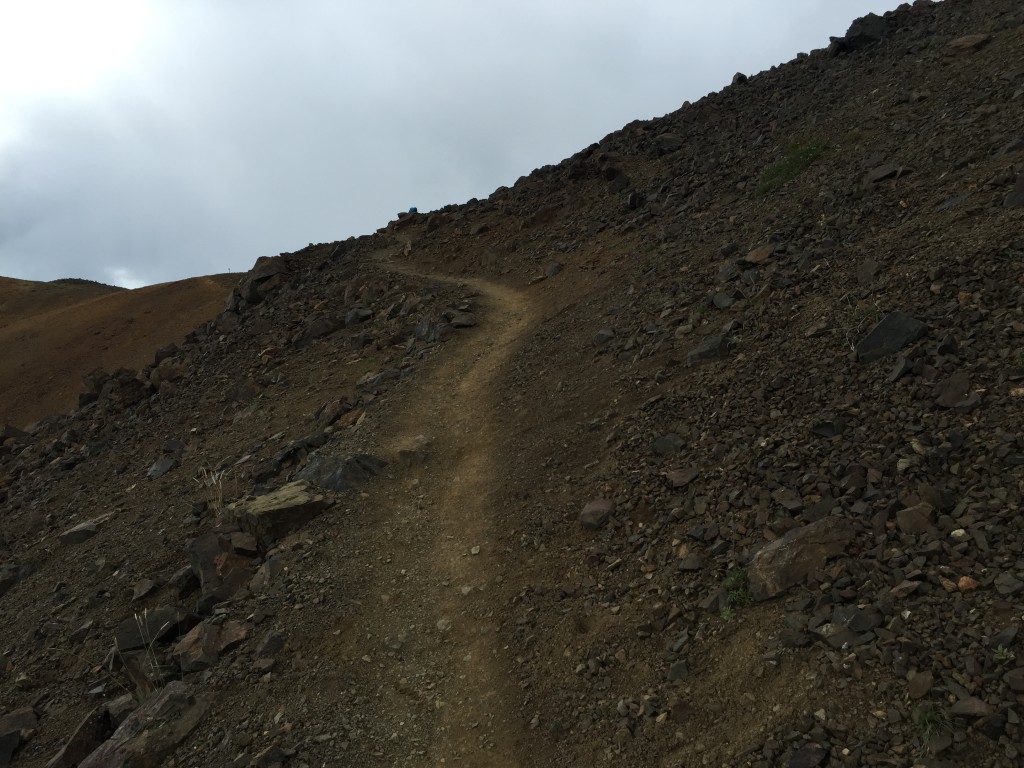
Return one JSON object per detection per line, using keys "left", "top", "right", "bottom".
{"left": 2, "top": 1, "right": 1024, "bottom": 766}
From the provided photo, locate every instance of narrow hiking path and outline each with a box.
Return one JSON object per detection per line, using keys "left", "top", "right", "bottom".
{"left": 324, "top": 245, "right": 536, "bottom": 765}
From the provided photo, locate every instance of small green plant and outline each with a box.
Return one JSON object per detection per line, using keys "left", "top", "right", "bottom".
{"left": 913, "top": 702, "right": 951, "bottom": 743}
{"left": 724, "top": 567, "right": 753, "bottom": 608}
{"left": 718, "top": 568, "right": 753, "bottom": 621}
{"left": 756, "top": 139, "right": 828, "bottom": 197}
{"left": 994, "top": 645, "right": 1015, "bottom": 662}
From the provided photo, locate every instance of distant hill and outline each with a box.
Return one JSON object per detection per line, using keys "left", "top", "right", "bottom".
{"left": 0, "top": 273, "right": 238, "bottom": 427}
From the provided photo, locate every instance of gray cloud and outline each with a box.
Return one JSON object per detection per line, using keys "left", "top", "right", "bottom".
{"left": 0, "top": 1, "right": 902, "bottom": 286}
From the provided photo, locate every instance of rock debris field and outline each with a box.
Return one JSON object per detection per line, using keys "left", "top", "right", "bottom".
{"left": 3, "top": 0, "right": 1024, "bottom": 766}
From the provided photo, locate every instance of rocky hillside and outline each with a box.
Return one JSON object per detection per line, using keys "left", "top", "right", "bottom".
{"left": 2, "top": 1, "right": 1024, "bottom": 766}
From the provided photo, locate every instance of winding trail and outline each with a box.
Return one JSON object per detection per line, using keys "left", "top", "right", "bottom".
{"left": 367, "top": 245, "right": 536, "bottom": 765}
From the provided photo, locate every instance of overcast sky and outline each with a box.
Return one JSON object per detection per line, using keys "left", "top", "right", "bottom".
{"left": 0, "top": 1, "right": 904, "bottom": 288}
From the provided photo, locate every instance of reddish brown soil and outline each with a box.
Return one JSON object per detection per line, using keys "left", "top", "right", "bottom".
{"left": 0, "top": 275, "right": 239, "bottom": 428}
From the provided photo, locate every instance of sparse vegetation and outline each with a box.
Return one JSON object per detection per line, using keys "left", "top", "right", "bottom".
{"left": 913, "top": 702, "right": 951, "bottom": 743}
{"left": 116, "top": 609, "right": 175, "bottom": 701}
{"left": 194, "top": 466, "right": 229, "bottom": 517}
{"left": 756, "top": 139, "right": 828, "bottom": 197}
{"left": 994, "top": 644, "right": 1015, "bottom": 662}
{"left": 719, "top": 568, "right": 753, "bottom": 620}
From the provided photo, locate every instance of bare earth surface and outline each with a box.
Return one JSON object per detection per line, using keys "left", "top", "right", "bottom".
{"left": 3, "top": 2, "right": 1024, "bottom": 767}
{"left": 0, "top": 274, "right": 239, "bottom": 428}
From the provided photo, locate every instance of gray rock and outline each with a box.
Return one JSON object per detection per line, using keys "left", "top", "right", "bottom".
{"left": 344, "top": 307, "right": 373, "bottom": 326}
{"left": 227, "top": 481, "right": 329, "bottom": 549}
{"left": 652, "top": 433, "right": 684, "bottom": 457}
{"left": 1004, "top": 175, "right": 1024, "bottom": 208}
{"left": 544, "top": 261, "right": 563, "bottom": 278}
{"left": 995, "top": 572, "right": 1024, "bottom": 597}
{"left": 934, "top": 371, "right": 974, "bottom": 409}
{"left": 908, "top": 671, "right": 933, "bottom": 699}
{"left": 0, "top": 708, "right": 37, "bottom": 767}
{"left": 579, "top": 499, "right": 614, "bottom": 531}
{"left": 748, "top": 517, "right": 856, "bottom": 601}
{"left": 60, "top": 521, "right": 98, "bottom": 546}
{"left": 1004, "top": 668, "right": 1024, "bottom": 692}
{"left": 46, "top": 707, "right": 115, "bottom": 768}
{"left": 686, "top": 334, "right": 732, "bottom": 366}
{"left": 296, "top": 453, "right": 387, "bottom": 492}
{"left": 147, "top": 456, "right": 177, "bottom": 480}
{"left": 896, "top": 503, "right": 934, "bottom": 535}
{"left": 855, "top": 312, "right": 927, "bottom": 363}
{"left": 950, "top": 697, "right": 992, "bottom": 717}
{"left": 667, "top": 660, "right": 688, "bottom": 681}
{"left": 836, "top": 13, "right": 889, "bottom": 52}
{"left": 0, "top": 562, "right": 32, "bottom": 598}
{"left": 593, "top": 329, "right": 615, "bottom": 346}
{"left": 449, "top": 312, "right": 478, "bottom": 328}
{"left": 78, "top": 681, "right": 210, "bottom": 768}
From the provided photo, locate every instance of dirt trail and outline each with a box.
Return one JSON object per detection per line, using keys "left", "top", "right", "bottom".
{"left": 361, "top": 246, "right": 536, "bottom": 765}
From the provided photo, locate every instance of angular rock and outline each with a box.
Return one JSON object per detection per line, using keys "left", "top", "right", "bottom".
{"left": 227, "top": 481, "right": 328, "bottom": 549}
{"left": 0, "top": 708, "right": 37, "bottom": 767}
{"left": 934, "top": 371, "right": 974, "bottom": 409}
{"left": 0, "top": 562, "right": 33, "bottom": 599}
{"left": 789, "top": 742, "right": 828, "bottom": 768}
{"left": 855, "top": 312, "right": 927, "bottom": 363}
{"left": 60, "top": 521, "right": 98, "bottom": 546}
{"left": 579, "top": 499, "right": 614, "bottom": 531}
{"left": 172, "top": 620, "right": 248, "bottom": 673}
{"left": 78, "top": 681, "right": 210, "bottom": 768}
{"left": 748, "top": 517, "right": 856, "bottom": 601}
{"left": 46, "top": 707, "right": 115, "bottom": 768}
{"left": 147, "top": 456, "right": 177, "bottom": 481}
{"left": 295, "top": 314, "right": 343, "bottom": 347}
{"left": 255, "top": 630, "right": 286, "bottom": 658}
{"left": 945, "top": 33, "right": 991, "bottom": 55}
{"left": 838, "top": 13, "right": 888, "bottom": 52}
{"left": 908, "top": 671, "right": 933, "bottom": 699}
{"left": 664, "top": 467, "right": 699, "bottom": 489}
{"left": 449, "top": 312, "right": 478, "bottom": 328}
{"left": 1004, "top": 175, "right": 1024, "bottom": 208}
{"left": 686, "top": 334, "right": 732, "bottom": 366}
{"left": 295, "top": 453, "right": 387, "bottom": 493}
{"left": 1004, "top": 668, "right": 1024, "bottom": 692}
{"left": 896, "top": 503, "right": 934, "bottom": 535}
{"left": 344, "top": 307, "right": 373, "bottom": 326}
{"left": 950, "top": 697, "right": 992, "bottom": 718}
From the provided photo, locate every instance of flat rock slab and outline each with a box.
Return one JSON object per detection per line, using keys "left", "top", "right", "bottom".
{"left": 748, "top": 517, "right": 856, "bottom": 601}
{"left": 228, "top": 481, "right": 328, "bottom": 549}
{"left": 855, "top": 311, "right": 927, "bottom": 363}
{"left": 59, "top": 521, "right": 99, "bottom": 546}
{"left": 78, "top": 681, "right": 210, "bottom": 768}
{"left": 296, "top": 453, "right": 387, "bottom": 492}
{"left": 945, "top": 33, "right": 991, "bottom": 55}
